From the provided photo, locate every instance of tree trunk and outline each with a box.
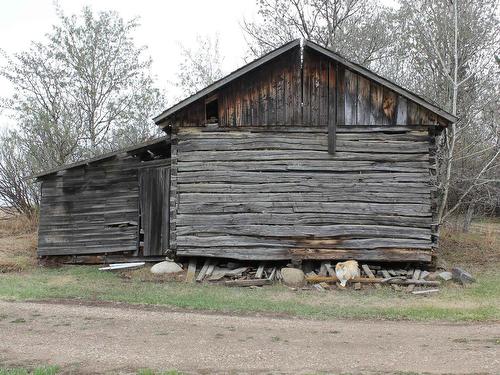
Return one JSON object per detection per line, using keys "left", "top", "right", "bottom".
{"left": 462, "top": 202, "right": 474, "bottom": 232}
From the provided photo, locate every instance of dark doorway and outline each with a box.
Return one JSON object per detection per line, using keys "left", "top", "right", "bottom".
{"left": 205, "top": 96, "right": 219, "bottom": 124}
{"left": 139, "top": 167, "right": 170, "bottom": 256}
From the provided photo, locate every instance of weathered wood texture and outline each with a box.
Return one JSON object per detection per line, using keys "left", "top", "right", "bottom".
{"left": 163, "top": 46, "right": 448, "bottom": 129}
{"left": 139, "top": 167, "right": 170, "bottom": 256}
{"left": 301, "top": 49, "right": 442, "bottom": 127}
{"left": 168, "top": 48, "right": 302, "bottom": 127}
{"left": 174, "top": 126, "right": 434, "bottom": 261}
{"left": 38, "top": 157, "right": 170, "bottom": 257}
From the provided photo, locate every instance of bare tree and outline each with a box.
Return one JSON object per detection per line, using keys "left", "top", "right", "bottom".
{"left": 0, "top": 6, "right": 165, "bottom": 213}
{"left": 242, "top": 0, "right": 396, "bottom": 66}
{"left": 173, "top": 34, "right": 225, "bottom": 98}
{"left": 396, "top": 0, "right": 500, "bottom": 225}
{"left": 0, "top": 132, "right": 40, "bottom": 218}
{"left": 1, "top": 6, "right": 164, "bottom": 157}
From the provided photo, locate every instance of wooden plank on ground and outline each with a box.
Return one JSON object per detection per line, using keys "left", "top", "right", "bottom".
{"left": 382, "top": 270, "right": 398, "bottom": 291}
{"left": 319, "top": 261, "right": 329, "bottom": 276}
{"left": 362, "top": 264, "right": 381, "bottom": 289}
{"left": 225, "top": 279, "right": 271, "bottom": 287}
{"left": 407, "top": 268, "right": 421, "bottom": 292}
{"left": 268, "top": 267, "right": 276, "bottom": 281}
{"left": 305, "top": 275, "right": 440, "bottom": 286}
{"left": 255, "top": 263, "right": 265, "bottom": 279}
{"left": 196, "top": 259, "right": 211, "bottom": 282}
{"left": 186, "top": 258, "right": 197, "bottom": 283}
{"left": 325, "top": 263, "right": 335, "bottom": 277}
{"left": 205, "top": 263, "right": 215, "bottom": 278}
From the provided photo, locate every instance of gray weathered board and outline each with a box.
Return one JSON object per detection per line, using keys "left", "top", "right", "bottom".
{"left": 139, "top": 167, "right": 171, "bottom": 256}
{"left": 171, "top": 126, "right": 435, "bottom": 262}
{"left": 38, "top": 157, "right": 141, "bottom": 256}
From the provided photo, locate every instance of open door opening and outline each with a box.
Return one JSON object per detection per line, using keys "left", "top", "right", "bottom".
{"left": 139, "top": 167, "right": 170, "bottom": 256}
{"left": 205, "top": 95, "right": 219, "bottom": 124}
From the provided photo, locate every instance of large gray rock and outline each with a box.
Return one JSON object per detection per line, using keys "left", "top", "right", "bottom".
{"left": 150, "top": 260, "right": 183, "bottom": 275}
{"left": 281, "top": 267, "right": 305, "bottom": 286}
{"left": 452, "top": 267, "right": 475, "bottom": 284}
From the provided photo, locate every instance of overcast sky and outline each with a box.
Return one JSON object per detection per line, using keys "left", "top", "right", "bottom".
{"left": 0, "top": 0, "right": 258, "bottom": 130}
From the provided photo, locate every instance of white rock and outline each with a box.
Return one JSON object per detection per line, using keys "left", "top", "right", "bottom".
{"left": 281, "top": 267, "right": 305, "bottom": 286}
{"left": 438, "top": 271, "right": 453, "bottom": 281}
{"left": 150, "top": 260, "right": 183, "bottom": 275}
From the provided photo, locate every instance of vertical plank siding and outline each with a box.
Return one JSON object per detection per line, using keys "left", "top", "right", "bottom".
{"left": 139, "top": 167, "right": 171, "bottom": 256}
{"left": 173, "top": 126, "right": 435, "bottom": 262}
{"left": 165, "top": 46, "right": 444, "bottom": 129}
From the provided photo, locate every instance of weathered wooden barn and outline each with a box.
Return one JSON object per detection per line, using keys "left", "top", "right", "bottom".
{"left": 35, "top": 39, "right": 456, "bottom": 263}
{"left": 34, "top": 138, "right": 171, "bottom": 259}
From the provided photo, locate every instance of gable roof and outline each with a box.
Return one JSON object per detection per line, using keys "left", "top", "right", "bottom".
{"left": 154, "top": 39, "right": 457, "bottom": 125}
{"left": 29, "top": 136, "right": 170, "bottom": 180}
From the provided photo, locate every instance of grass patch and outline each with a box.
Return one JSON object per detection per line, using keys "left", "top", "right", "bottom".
{"left": 0, "top": 265, "right": 498, "bottom": 322}
{"left": 0, "top": 214, "right": 498, "bottom": 322}
{"left": 439, "top": 223, "right": 499, "bottom": 268}
{"left": 0, "top": 213, "right": 38, "bottom": 273}
{"left": 0, "top": 365, "right": 59, "bottom": 375}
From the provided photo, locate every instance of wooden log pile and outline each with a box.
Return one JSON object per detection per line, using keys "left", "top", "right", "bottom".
{"left": 304, "top": 263, "right": 441, "bottom": 293}
{"left": 185, "top": 259, "right": 282, "bottom": 286}
{"left": 183, "top": 258, "right": 441, "bottom": 294}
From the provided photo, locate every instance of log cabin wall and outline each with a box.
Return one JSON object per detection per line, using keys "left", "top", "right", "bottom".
{"left": 37, "top": 156, "right": 142, "bottom": 256}
{"left": 173, "top": 126, "right": 434, "bottom": 262}
{"left": 166, "top": 44, "right": 450, "bottom": 263}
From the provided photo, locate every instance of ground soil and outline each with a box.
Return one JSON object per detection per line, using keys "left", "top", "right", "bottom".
{"left": 0, "top": 300, "right": 499, "bottom": 374}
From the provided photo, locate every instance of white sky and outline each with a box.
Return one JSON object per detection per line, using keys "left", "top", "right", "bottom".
{"left": 0, "top": 0, "right": 258, "bottom": 130}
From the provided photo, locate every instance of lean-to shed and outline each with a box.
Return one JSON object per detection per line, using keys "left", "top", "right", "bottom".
{"left": 154, "top": 39, "right": 457, "bottom": 263}
{"left": 34, "top": 137, "right": 171, "bottom": 260}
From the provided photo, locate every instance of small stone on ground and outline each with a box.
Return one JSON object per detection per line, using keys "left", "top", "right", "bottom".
{"left": 281, "top": 267, "right": 305, "bottom": 286}
{"left": 150, "top": 260, "right": 183, "bottom": 275}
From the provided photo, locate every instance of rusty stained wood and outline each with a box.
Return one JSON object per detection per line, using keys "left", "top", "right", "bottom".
{"left": 290, "top": 248, "right": 432, "bottom": 262}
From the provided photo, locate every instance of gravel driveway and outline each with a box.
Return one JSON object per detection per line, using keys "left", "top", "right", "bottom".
{"left": 0, "top": 300, "right": 499, "bottom": 374}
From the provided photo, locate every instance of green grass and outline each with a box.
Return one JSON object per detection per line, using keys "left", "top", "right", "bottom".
{"left": 1, "top": 266, "right": 499, "bottom": 322}
{"left": 0, "top": 366, "right": 59, "bottom": 375}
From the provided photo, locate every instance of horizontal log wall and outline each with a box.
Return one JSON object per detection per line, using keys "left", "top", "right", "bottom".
{"left": 38, "top": 157, "right": 170, "bottom": 257}
{"left": 174, "top": 126, "right": 434, "bottom": 262}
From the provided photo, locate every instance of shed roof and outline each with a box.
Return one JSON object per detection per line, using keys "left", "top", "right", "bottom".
{"left": 29, "top": 136, "right": 170, "bottom": 180}
{"left": 153, "top": 39, "right": 457, "bottom": 125}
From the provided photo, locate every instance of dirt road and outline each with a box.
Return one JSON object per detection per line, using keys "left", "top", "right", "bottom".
{"left": 0, "top": 300, "right": 498, "bottom": 374}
